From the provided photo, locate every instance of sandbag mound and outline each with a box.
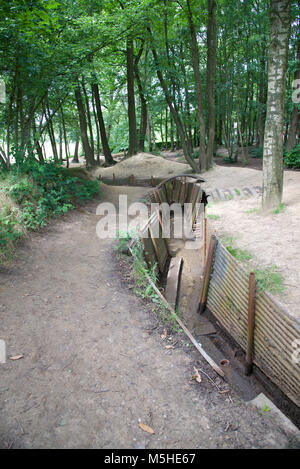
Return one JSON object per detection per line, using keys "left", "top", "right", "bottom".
{"left": 92, "top": 152, "right": 193, "bottom": 186}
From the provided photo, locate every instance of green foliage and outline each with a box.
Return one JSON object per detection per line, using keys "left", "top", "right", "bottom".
{"left": 245, "top": 208, "right": 259, "bottom": 214}
{"left": 114, "top": 229, "right": 133, "bottom": 253}
{"left": 284, "top": 144, "right": 300, "bottom": 169}
{"left": 0, "top": 160, "right": 100, "bottom": 261}
{"left": 221, "top": 233, "right": 252, "bottom": 261}
{"left": 273, "top": 203, "right": 285, "bottom": 215}
{"left": 254, "top": 266, "right": 285, "bottom": 295}
{"left": 222, "top": 156, "right": 235, "bottom": 164}
{"left": 0, "top": 214, "right": 22, "bottom": 247}
{"left": 207, "top": 214, "right": 220, "bottom": 220}
{"left": 226, "top": 245, "right": 253, "bottom": 261}
{"left": 115, "top": 230, "right": 181, "bottom": 332}
{"left": 249, "top": 147, "right": 263, "bottom": 159}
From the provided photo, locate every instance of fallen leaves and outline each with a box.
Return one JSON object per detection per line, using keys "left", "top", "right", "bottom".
{"left": 9, "top": 354, "right": 24, "bottom": 361}
{"left": 160, "top": 328, "right": 167, "bottom": 340}
{"left": 138, "top": 423, "right": 155, "bottom": 434}
{"left": 191, "top": 366, "right": 202, "bottom": 383}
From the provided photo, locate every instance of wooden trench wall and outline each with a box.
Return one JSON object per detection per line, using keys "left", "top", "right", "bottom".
{"left": 204, "top": 231, "right": 300, "bottom": 408}
{"left": 137, "top": 176, "right": 300, "bottom": 408}
{"left": 140, "top": 176, "right": 204, "bottom": 276}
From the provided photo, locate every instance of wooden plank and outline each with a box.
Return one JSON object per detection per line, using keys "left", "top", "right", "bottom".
{"left": 164, "top": 257, "right": 184, "bottom": 310}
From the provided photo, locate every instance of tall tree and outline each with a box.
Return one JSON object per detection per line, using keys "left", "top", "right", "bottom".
{"left": 126, "top": 37, "right": 139, "bottom": 156}
{"left": 75, "top": 84, "right": 95, "bottom": 167}
{"left": 92, "top": 82, "right": 115, "bottom": 166}
{"left": 262, "top": 0, "right": 291, "bottom": 210}
{"left": 206, "top": 0, "right": 217, "bottom": 168}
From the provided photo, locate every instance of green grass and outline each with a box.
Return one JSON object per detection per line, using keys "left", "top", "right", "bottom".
{"left": 207, "top": 214, "right": 220, "bottom": 220}
{"left": 254, "top": 266, "right": 286, "bottom": 295}
{"left": 0, "top": 160, "right": 100, "bottom": 263}
{"left": 245, "top": 208, "right": 259, "bottom": 214}
{"left": 219, "top": 233, "right": 286, "bottom": 295}
{"left": 221, "top": 233, "right": 253, "bottom": 262}
{"left": 273, "top": 203, "right": 286, "bottom": 215}
{"left": 234, "top": 188, "right": 241, "bottom": 196}
{"left": 115, "top": 231, "right": 183, "bottom": 334}
{"left": 226, "top": 246, "right": 253, "bottom": 261}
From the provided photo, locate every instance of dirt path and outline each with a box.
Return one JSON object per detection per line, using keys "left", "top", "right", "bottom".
{"left": 0, "top": 185, "right": 297, "bottom": 449}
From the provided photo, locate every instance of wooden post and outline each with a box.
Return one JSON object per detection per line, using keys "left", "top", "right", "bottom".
{"left": 199, "top": 234, "right": 216, "bottom": 314}
{"left": 203, "top": 206, "right": 207, "bottom": 266}
{"left": 245, "top": 272, "right": 256, "bottom": 376}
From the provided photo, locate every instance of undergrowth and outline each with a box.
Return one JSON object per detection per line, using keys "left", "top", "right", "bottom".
{"left": 284, "top": 144, "right": 300, "bottom": 169}
{"left": 221, "top": 233, "right": 253, "bottom": 262}
{"left": 115, "top": 230, "right": 183, "bottom": 333}
{"left": 254, "top": 266, "right": 286, "bottom": 295}
{"left": 0, "top": 159, "right": 100, "bottom": 262}
{"left": 220, "top": 232, "right": 285, "bottom": 295}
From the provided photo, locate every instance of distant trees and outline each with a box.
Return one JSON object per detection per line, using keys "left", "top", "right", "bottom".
{"left": 0, "top": 0, "right": 298, "bottom": 181}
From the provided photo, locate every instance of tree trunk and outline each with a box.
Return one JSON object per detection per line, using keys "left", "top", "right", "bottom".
{"left": 45, "top": 101, "right": 59, "bottom": 162}
{"left": 73, "top": 134, "right": 80, "bottom": 163}
{"left": 92, "top": 82, "right": 115, "bottom": 166}
{"left": 74, "top": 84, "right": 95, "bottom": 167}
{"left": 82, "top": 78, "right": 95, "bottom": 158}
{"left": 206, "top": 0, "right": 217, "bottom": 169}
{"left": 126, "top": 38, "right": 138, "bottom": 156}
{"left": 92, "top": 92, "right": 101, "bottom": 163}
{"left": 262, "top": 0, "right": 291, "bottom": 210}
{"left": 61, "top": 107, "right": 69, "bottom": 168}
{"left": 149, "top": 29, "right": 198, "bottom": 172}
{"left": 286, "top": 34, "right": 300, "bottom": 150}
{"left": 186, "top": 0, "right": 206, "bottom": 170}
{"left": 32, "top": 121, "right": 44, "bottom": 163}
{"left": 134, "top": 62, "right": 148, "bottom": 152}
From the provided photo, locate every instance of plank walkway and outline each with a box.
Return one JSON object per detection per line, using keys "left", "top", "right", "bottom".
{"left": 205, "top": 186, "right": 262, "bottom": 202}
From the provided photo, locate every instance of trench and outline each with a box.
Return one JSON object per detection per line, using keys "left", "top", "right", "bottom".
{"left": 136, "top": 175, "right": 300, "bottom": 429}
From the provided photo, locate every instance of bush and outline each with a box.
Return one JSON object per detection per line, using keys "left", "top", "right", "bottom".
{"left": 0, "top": 160, "right": 100, "bottom": 260}
{"left": 284, "top": 144, "right": 300, "bottom": 169}
{"left": 249, "top": 147, "right": 263, "bottom": 158}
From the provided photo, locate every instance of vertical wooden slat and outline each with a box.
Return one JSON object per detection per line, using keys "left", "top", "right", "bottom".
{"left": 199, "top": 235, "right": 217, "bottom": 314}
{"left": 245, "top": 272, "right": 256, "bottom": 376}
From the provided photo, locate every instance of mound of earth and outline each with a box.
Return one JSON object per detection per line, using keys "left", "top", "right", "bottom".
{"left": 92, "top": 152, "right": 193, "bottom": 185}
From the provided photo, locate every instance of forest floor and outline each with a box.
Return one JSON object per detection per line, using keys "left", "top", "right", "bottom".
{"left": 0, "top": 183, "right": 298, "bottom": 449}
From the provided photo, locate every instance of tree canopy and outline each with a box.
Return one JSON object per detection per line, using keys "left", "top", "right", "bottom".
{"left": 0, "top": 0, "right": 298, "bottom": 197}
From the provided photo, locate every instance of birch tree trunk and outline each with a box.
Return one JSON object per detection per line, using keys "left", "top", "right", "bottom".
{"left": 262, "top": 0, "right": 291, "bottom": 210}
{"left": 206, "top": 0, "right": 217, "bottom": 169}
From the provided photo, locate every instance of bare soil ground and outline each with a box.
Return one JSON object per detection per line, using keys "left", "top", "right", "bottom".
{"left": 201, "top": 166, "right": 300, "bottom": 319}
{"left": 0, "top": 184, "right": 298, "bottom": 448}
{"left": 162, "top": 148, "right": 300, "bottom": 318}
{"left": 162, "top": 146, "right": 265, "bottom": 171}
